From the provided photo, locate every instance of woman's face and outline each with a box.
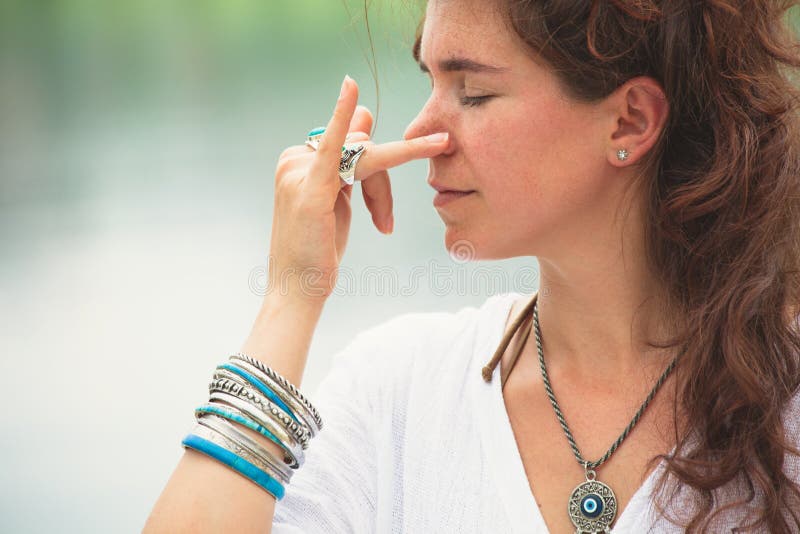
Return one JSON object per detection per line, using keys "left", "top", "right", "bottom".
{"left": 404, "top": 0, "right": 616, "bottom": 260}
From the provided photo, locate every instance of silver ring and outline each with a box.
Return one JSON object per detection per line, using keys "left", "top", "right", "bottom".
{"left": 305, "top": 127, "right": 365, "bottom": 186}
{"left": 338, "top": 143, "right": 366, "bottom": 185}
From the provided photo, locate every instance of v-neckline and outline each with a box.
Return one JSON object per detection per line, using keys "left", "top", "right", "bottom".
{"left": 471, "top": 292, "right": 670, "bottom": 533}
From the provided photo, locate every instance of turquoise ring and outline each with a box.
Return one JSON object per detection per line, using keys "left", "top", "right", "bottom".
{"left": 304, "top": 126, "right": 365, "bottom": 186}
{"left": 305, "top": 126, "right": 326, "bottom": 150}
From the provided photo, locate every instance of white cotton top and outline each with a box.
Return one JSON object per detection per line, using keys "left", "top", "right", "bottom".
{"left": 272, "top": 291, "right": 800, "bottom": 533}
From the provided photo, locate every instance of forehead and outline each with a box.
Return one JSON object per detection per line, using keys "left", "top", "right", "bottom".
{"left": 418, "top": 0, "right": 520, "bottom": 66}
{"left": 425, "top": 0, "right": 505, "bottom": 29}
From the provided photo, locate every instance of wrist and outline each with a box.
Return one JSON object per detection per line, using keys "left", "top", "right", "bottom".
{"left": 241, "top": 294, "right": 326, "bottom": 388}
{"left": 259, "top": 291, "right": 327, "bottom": 322}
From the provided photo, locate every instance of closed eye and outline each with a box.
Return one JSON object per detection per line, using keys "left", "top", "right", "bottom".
{"left": 460, "top": 95, "right": 493, "bottom": 107}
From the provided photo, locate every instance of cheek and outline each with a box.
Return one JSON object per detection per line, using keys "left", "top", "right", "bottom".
{"left": 461, "top": 103, "right": 553, "bottom": 204}
{"left": 460, "top": 98, "right": 603, "bottom": 228}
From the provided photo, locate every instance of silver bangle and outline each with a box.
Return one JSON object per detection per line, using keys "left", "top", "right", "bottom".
{"left": 210, "top": 370, "right": 309, "bottom": 447}
{"left": 195, "top": 400, "right": 302, "bottom": 473}
{"left": 225, "top": 357, "right": 322, "bottom": 438}
{"left": 229, "top": 352, "right": 323, "bottom": 431}
{"left": 189, "top": 418, "right": 293, "bottom": 485}
{"left": 208, "top": 390, "right": 305, "bottom": 468}
{"left": 192, "top": 417, "right": 292, "bottom": 484}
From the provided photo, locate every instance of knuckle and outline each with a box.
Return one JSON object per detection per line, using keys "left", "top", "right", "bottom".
{"left": 279, "top": 146, "right": 295, "bottom": 160}
{"left": 275, "top": 157, "right": 294, "bottom": 177}
{"left": 276, "top": 154, "right": 312, "bottom": 177}
{"left": 346, "top": 132, "right": 369, "bottom": 142}
{"left": 280, "top": 145, "right": 312, "bottom": 160}
{"left": 274, "top": 169, "right": 296, "bottom": 189}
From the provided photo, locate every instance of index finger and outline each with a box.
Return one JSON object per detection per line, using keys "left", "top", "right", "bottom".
{"left": 307, "top": 75, "right": 359, "bottom": 188}
{"left": 352, "top": 132, "right": 450, "bottom": 181}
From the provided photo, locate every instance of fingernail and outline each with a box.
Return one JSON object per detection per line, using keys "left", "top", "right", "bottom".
{"left": 425, "top": 132, "right": 449, "bottom": 143}
{"left": 384, "top": 214, "right": 394, "bottom": 234}
{"left": 340, "top": 75, "right": 351, "bottom": 98}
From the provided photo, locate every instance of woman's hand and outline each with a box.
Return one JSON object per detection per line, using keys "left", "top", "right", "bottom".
{"left": 267, "top": 75, "right": 450, "bottom": 302}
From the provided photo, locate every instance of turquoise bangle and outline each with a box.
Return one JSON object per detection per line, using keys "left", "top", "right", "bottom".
{"left": 194, "top": 403, "right": 286, "bottom": 452}
{"left": 182, "top": 433, "right": 285, "bottom": 500}
{"left": 218, "top": 363, "right": 301, "bottom": 425}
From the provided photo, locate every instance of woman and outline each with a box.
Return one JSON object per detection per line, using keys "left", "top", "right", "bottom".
{"left": 144, "top": 0, "right": 800, "bottom": 532}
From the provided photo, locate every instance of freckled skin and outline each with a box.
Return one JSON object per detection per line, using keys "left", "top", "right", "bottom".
{"left": 403, "top": 6, "right": 675, "bottom": 531}
{"left": 403, "top": 0, "right": 621, "bottom": 261}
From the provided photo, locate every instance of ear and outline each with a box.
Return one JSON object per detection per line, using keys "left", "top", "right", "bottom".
{"left": 606, "top": 77, "right": 669, "bottom": 166}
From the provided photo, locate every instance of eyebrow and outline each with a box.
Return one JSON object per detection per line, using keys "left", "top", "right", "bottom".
{"left": 417, "top": 57, "right": 509, "bottom": 75}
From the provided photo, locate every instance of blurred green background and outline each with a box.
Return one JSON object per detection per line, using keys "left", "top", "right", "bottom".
{"left": 0, "top": 1, "right": 539, "bottom": 532}
{"left": 13, "top": 3, "right": 796, "bottom": 532}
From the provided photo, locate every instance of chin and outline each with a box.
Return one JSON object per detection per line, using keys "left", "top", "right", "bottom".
{"left": 442, "top": 227, "right": 523, "bottom": 262}
{"left": 443, "top": 228, "right": 489, "bottom": 262}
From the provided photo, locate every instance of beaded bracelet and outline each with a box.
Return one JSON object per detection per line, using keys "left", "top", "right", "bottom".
{"left": 182, "top": 424, "right": 286, "bottom": 500}
{"left": 226, "top": 356, "right": 323, "bottom": 438}
{"left": 223, "top": 359, "right": 318, "bottom": 435}
{"left": 229, "top": 353, "right": 323, "bottom": 434}
{"left": 209, "top": 372, "right": 309, "bottom": 447}
{"left": 216, "top": 361, "right": 302, "bottom": 425}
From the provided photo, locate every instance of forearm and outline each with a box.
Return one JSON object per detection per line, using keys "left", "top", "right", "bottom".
{"left": 143, "top": 295, "right": 326, "bottom": 534}
{"left": 240, "top": 295, "right": 326, "bottom": 388}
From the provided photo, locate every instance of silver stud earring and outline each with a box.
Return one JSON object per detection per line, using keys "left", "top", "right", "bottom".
{"left": 616, "top": 148, "right": 630, "bottom": 161}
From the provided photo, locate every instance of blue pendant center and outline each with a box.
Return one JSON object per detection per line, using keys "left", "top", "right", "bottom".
{"left": 580, "top": 494, "right": 603, "bottom": 518}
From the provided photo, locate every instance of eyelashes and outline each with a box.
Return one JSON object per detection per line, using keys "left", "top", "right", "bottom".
{"left": 421, "top": 72, "right": 495, "bottom": 108}
{"left": 459, "top": 95, "right": 493, "bottom": 107}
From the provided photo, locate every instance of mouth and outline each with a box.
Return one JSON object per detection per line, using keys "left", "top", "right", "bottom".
{"left": 432, "top": 189, "right": 475, "bottom": 208}
{"left": 429, "top": 182, "right": 475, "bottom": 194}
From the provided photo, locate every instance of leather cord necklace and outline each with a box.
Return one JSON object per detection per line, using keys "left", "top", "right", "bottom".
{"left": 483, "top": 291, "right": 679, "bottom": 533}
{"left": 481, "top": 291, "right": 539, "bottom": 389}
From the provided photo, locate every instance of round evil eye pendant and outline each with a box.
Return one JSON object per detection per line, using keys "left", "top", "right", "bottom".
{"left": 580, "top": 493, "right": 603, "bottom": 517}
{"left": 568, "top": 477, "right": 617, "bottom": 533}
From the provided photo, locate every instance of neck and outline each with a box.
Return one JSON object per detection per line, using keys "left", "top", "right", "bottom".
{"left": 533, "top": 202, "right": 677, "bottom": 379}
{"left": 536, "top": 265, "right": 674, "bottom": 378}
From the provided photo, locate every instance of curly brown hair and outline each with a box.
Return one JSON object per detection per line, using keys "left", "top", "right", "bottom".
{"left": 409, "top": 1, "right": 800, "bottom": 531}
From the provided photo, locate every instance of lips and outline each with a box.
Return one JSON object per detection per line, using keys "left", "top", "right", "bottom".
{"left": 432, "top": 189, "right": 475, "bottom": 208}
{"left": 429, "top": 182, "right": 475, "bottom": 194}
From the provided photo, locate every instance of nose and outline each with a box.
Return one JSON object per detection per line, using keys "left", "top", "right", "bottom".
{"left": 403, "top": 95, "right": 447, "bottom": 142}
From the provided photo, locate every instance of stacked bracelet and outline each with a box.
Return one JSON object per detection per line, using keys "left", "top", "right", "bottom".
{"left": 182, "top": 426, "right": 286, "bottom": 500}
{"left": 229, "top": 352, "right": 323, "bottom": 437}
{"left": 180, "top": 352, "right": 323, "bottom": 500}
{"left": 206, "top": 389, "right": 305, "bottom": 468}
{"left": 195, "top": 414, "right": 292, "bottom": 484}
{"left": 209, "top": 370, "right": 309, "bottom": 447}
{"left": 194, "top": 401, "right": 301, "bottom": 468}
